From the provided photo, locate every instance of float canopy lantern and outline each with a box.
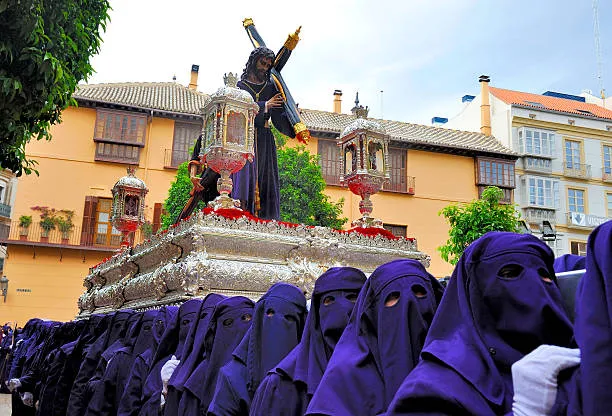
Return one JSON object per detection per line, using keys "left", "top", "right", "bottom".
{"left": 200, "top": 72, "right": 258, "bottom": 210}
{"left": 338, "top": 106, "right": 390, "bottom": 228}
{"left": 111, "top": 167, "right": 148, "bottom": 247}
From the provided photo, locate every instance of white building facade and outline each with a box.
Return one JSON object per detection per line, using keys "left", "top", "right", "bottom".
{"left": 445, "top": 79, "right": 612, "bottom": 257}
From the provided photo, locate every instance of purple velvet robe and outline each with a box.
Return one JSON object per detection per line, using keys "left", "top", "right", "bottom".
{"left": 386, "top": 232, "right": 574, "bottom": 416}
{"left": 207, "top": 283, "right": 307, "bottom": 416}
{"left": 250, "top": 267, "right": 367, "bottom": 416}
{"left": 118, "top": 306, "right": 178, "bottom": 416}
{"left": 68, "top": 310, "right": 134, "bottom": 415}
{"left": 573, "top": 220, "right": 612, "bottom": 415}
{"left": 231, "top": 79, "right": 293, "bottom": 220}
{"left": 164, "top": 293, "right": 226, "bottom": 415}
{"left": 178, "top": 296, "right": 254, "bottom": 415}
{"left": 137, "top": 299, "right": 202, "bottom": 415}
{"left": 305, "top": 259, "right": 444, "bottom": 416}
{"left": 554, "top": 254, "right": 586, "bottom": 273}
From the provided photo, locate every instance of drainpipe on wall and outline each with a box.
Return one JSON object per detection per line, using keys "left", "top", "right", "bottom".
{"left": 479, "top": 75, "right": 492, "bottom": 136}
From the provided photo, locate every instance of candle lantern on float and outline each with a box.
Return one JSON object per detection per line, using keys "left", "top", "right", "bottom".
{"left": 200, "top": 72, "right": 258, "bottom": 210}
{"left": 338, "top": 106, "right": 390, "bottom": 228}
{"left": 111, "top": 167, "right": 148, "bottom": 247}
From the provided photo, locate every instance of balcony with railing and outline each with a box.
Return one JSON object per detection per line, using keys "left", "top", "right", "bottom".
{"left": 0, "top": 202, "right": 10, "bottom": 218}
{"left": 383, "top": 175, "right": 416, "bottom": 195}
{"left": 522, "top": 156, "right": 553, "bottom": 174}
{"left": 0, "top": 220, "right": 144, "bottom": 251}
{"left": 164, "top": 148, "right": 191, "bottom": 169}
{"left": 602, "top": 168, "right": 612, "bottom": 183}
{"left": 522, "top": 207, "right": 557, "bottom": 225}
{"left": 563, "top": 162, "right": 591, "bottom": 179}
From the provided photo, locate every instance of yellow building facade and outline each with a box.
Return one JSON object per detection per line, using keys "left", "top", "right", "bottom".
{"left": 0, "top": 79, "right": 516, "bottom": 324}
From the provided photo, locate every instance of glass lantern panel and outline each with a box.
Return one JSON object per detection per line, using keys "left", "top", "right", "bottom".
{"left": 226, "top": 111, "right": 246, "bottom": 145}
{"left": 124, "top": 195, "right": 139, "bottom": 216}
{"left": 205, "top": 114, "right": 215, "bottom": 148}
{"left": 367, "top": 141, "right": 382, "bottom": 171}
{"left": 345, "top": 145, "right": 356, "bottom": 174}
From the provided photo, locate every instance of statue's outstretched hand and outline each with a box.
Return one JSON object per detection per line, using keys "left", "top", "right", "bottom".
{"left": 265, "top": 93, "right": 284, "bottom": 112}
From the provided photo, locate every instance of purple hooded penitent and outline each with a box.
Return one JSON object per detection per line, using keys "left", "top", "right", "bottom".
{"left": 554, "top": 253, "right": 586, "bottom": 273}
{"left": 178, "top": 296, "right": 254, "bottom": 415}
{"left": 118, "top": 306, "right": 178, "bottom": 416}
{"left": 138, "top": 298, "right": 202, "bottom": 415}
{"left": 164, "top": 293, "right": 226, "bottom": 415}
{"left": 87, "top": 310, "right": 158, "bottom": 415}
{"left": 306, "top": 259, "right": 443, "bottom": 416}
{"left": 386, "top": 232, "right": 574, "bottom": 416}
{"left": 251, "top": 267, "right": 366, "bottom": 416}
{"left": 208, "top": 282, "right": 307, "bottom": 416}
{"left": 574, "top": 220, "right": 612, "bottom": 415}
{"left": 84, "top": 312, "right": 144, "bottom": 415}
{"left": 67, "top": 309, "right": 134, "bottom": 416}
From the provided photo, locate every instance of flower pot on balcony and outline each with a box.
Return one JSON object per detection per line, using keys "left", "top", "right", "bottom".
{"left": 19, "top": 226, "right": 29, "bottom": 240}
{"left": 61, "top": 230, "right": 71, "bottom": 245}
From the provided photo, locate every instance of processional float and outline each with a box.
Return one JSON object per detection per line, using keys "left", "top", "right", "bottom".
{"left": 76, "top": 21, "right": 429, "bottom": 317}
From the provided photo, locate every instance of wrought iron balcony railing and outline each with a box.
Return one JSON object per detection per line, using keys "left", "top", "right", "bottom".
{"left": 0, "top": 220, "right": 144, "bottom": 249}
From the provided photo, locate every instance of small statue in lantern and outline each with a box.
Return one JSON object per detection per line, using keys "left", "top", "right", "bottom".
{"left": 200, "top": 72, "right": 259, "bottom": 210}
{"left": 111, "top": 167, "right": 148, "bottom": 247}
{"left": 338, "top": 106, "right": 390, "bottom": 228}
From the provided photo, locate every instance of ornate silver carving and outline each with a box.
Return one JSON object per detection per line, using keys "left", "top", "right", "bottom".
{"left": 78, "top": 211, "right": 429, "bottom": 315}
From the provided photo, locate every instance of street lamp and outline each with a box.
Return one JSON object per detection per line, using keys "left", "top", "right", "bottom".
{"left": 541, "top": 220, "right": 557, "bottom": 241}
{"left": 0, "top": 276, "right": 8, "bottom": 302}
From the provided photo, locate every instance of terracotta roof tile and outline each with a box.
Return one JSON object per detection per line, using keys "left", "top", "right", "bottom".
{"left": 72, "top": 82, "right": 515, "bottom": 157}
{"left": 74, "top": 82, "right": 209, "bottom": 115}
{"left": 489, "top": 86, "right": 612, "bottom": 120}
{"left": 300, "top": 108, "right": 516, "bottom": 157}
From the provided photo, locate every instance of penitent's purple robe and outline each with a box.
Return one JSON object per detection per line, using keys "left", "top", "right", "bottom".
{"left": 231, "top": 79, "right": 293, "bottom": 221}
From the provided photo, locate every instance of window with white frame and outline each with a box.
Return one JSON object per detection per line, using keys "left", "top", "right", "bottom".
{"left": 526, "top": 177, "right": 559, "bottom": 208}
{"left": 604, "top": 145, "right": 611, "bottom": 175}
{"left": 568, "top": 188, "right": 585, "bottom": 213}
{"left": 564, "top": 140, "right": 582, "bottom": 168}
{"left": 607, "top": 193, "right": 612, "bottom": 217}
{"left": 518, "top": 128, "right": 555, "bottom": 156}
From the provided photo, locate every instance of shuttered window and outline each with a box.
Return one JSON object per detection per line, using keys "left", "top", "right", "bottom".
{"left": 318, "top": 139, "right": 341, "bottom": 186}
{"left": 94, "top": 110, "right": 146, "bottom": 164}
{"left": 383, "top": 148, "right": 407, "bottom": 193}
{"left": 171, "top": 122, "right": 201, "bottom": 167}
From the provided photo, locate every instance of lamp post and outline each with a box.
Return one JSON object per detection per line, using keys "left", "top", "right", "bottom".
{"left": 111, "top": 167, "right": 149, "bottom": 247}
{"left": 338, "top": 106, "right": 390, "bottom": 228}
{"left": 1, "top": 276, "right": 8, "bottom": 302}
{"left": 200, "top": 72, "right": 258, "bottom": 211}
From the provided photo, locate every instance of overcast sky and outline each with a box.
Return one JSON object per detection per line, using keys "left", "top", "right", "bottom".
{"left": 87, "top": 0, "right": 611, "bottom": 125}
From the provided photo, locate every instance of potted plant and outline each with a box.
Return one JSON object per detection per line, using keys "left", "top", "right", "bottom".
{"left": 56, "top": 217, "right": 74, "bottom": 244}
{"left": 39, "top": 216, "right": 55, "bottom": 240}
{"left": 18, "top": 215, "right": 32, "bottom": 240}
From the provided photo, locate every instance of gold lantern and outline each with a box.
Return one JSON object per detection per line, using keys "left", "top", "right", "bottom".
{"left": 200, "top": 73, "right": 258, "bottom": 210}
{"left": 339, "top": 107, "right": 390, "bottom": 228}
{"left": 111, "top": 167, "right": 148, "bottom": 247}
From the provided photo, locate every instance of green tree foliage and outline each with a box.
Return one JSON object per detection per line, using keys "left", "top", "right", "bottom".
{"left": 0, "top": 0, "right": 111, "bottom": 176}
{"left": 161, "top": 147, "right": 347, "bottom": 231}
{"left": 161, "top": 162, "right": 205, "bottom": 230}
{"left": 438, "top": 186, "right": 521, "bottom": 265}
{"left": 277, "top": 146, "right": 347, "bottom": 229}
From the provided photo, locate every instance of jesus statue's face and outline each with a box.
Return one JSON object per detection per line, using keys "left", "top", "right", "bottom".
{"left": 254, "top": 56, "right": 273, "bottom": 82}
